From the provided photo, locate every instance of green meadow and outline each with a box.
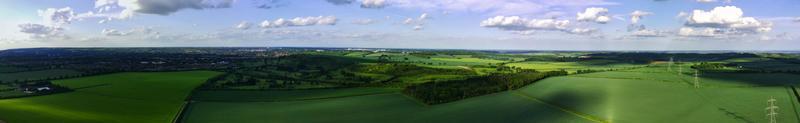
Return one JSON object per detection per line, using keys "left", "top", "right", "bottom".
{"left": 0, "top": 71, "right": 221, "bottom": 123}
{"left": 182, "top": 65, "right": 800, "bottom": 123}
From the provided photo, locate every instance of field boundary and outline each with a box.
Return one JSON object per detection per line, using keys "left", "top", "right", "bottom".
{"left": 511, "top": 91, "right": 610, "bottom": 123}
{"left": 172, "top": 101, "right": 190, "bottom": 123}
{"left": 788, "top": 86, "right": 800, "bottom": 122}
{"left": 194, "top": 91, "right": 398, "bottom": 102}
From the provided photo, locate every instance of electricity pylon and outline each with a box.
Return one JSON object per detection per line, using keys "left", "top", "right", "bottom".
{"left": 766, "top": 97, "right": 779, "bottom": 123}
{"left": 668, "top": 57, "right": 674, "bottom": 72}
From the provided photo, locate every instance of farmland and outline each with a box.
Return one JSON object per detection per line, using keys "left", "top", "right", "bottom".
{"left": 1, "top": 48, "right": 800, "bottom": 123}
{"left": 0, "top": 71, "right": 221, "bottom": 123}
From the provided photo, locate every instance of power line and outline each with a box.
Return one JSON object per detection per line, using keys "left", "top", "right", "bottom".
{"left": 694, "top": 70, "right": 700, "bottom": 88}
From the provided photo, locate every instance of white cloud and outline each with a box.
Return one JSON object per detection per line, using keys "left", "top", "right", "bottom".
{"left": 568, "top": 28, "right": 597, "bottom": 35}
{"left": 387, "top": 0, "right": 617, "bottom": 15}
{"left": 102, "top": 28, "right": 130, "bottom": 36}
{"left": 361, "top": 0, "right": 387, "bottom": 8}
{"left": 18, "top": 23, "right": 65, "bottom": 39}
{"left": 93, "top": 0, "right": 236, "bottom": 20}
{"left": 684, "top": 6, "right": 772, "bottom": 34}
{"left": 352, "top": 19, "right": 378, "bottom": 25}
{"left": 480, "top": 16, "right": 570, "bottom": 31}
{"left": 101, "top": 27, "right": 159, "bottom": 37}
{"left": 38, "top": 7, "right": 76, "bottom": 26}
{"left": 235, "top": 21, "right": 252, "bottom": 30}
{"left": 480, "top": 16, "right": 599, "bottom": 35}
{"left": 630, "top": 29, "right": 666, "bottom": 37}
{"left": 577, "top": 7, "right": 610, "bottom": 24}
{"left": 794, "top": 17, "right": 800, "bottom": 22}
{"left": 630, "top": 10, "right": 652, "bottom": 24}
{"left": 401, "top": 13, "right": 431, "bottom": 30}
{"left": 259, "top": 16, "right": 338, "bottom": 28}
{"left": 678, "top": 27, "right": 720, "bottom": 37}
{"left": 413, "top": 25, "right": 424, "bottom": 31}
{"left": 676, "top": 12, "right": 688, "bottom": 18}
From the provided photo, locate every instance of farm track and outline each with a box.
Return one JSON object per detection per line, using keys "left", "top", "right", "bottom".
{"left": 511, "top": 91, "right": 610, "bottom": 123}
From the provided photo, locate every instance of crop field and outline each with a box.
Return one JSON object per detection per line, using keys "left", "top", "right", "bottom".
{"left": 0, "top": 69, "right": 83, "bottom": 82}
{"left": 182, "top": 65, "right": 800, "bottom": 123}
{"left": 191, "top": 87, "right": 401, "bottom": 102}
{"left": 0, "top": 71, "right": 221, "bottom": 123}
{"left": 182, "top": 92, "right": 592, "bottom": 123}
{"left": 506, "top": 60, "right": 643, "bottom": 73}
{"left": 519, "top": 66, "right": 800, "bottom": 123}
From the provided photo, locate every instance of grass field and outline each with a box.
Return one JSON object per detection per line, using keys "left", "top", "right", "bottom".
{"left": 518, "top": 66, "right": 800, "bottom": 123}
{"left": 0, "top": 71, "right": 221, "bottom": 123}
{"left": 0, "top": 69, "right": 83, "bottom": 82}
{"left": 182, "top": 92, "right": 592, "bottom": 123}
{"left": 183, "top": 65, "right": 800, "bottom": 123}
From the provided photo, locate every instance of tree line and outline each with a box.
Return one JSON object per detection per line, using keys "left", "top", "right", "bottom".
{"left": 403, "top": 70, "right": 567, "bottom": 105}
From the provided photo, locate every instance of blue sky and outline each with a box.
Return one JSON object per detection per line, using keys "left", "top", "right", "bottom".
{"left": 0, "top": 0, "right": 799, "bottom": 50}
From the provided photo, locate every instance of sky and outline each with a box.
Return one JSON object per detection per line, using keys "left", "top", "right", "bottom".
{"left": 0, "top": 0, "right": 799, "bottom": 50}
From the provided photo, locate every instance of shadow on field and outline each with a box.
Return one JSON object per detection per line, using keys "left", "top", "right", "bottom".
{"left": 514, "top": 91, "right": 609, "bottom": 123}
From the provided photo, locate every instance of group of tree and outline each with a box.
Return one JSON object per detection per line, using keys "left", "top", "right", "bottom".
{"left": 403, "top": 70, "right": 567, "bottom": 104}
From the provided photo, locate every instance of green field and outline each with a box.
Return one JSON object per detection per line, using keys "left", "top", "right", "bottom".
{"left": 182, "top": 92, "right": 592, "bottom": 123}
{"left": 192, "top": 87, "right": 401, "bottom": 102}
{"left": 507, "top": 60, "right": 642, "bottom": 73}
{"left": 0, "top": 71, "right": 221, "bottom": 123}
{"left": 0, "top": 69, "right": 83, "bottom": 82}
{"left": 182, "top": 66, "right": 800, "bottom": 123}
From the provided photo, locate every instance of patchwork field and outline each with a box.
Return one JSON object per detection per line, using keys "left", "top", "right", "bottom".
{"left": 506, "top": 60, "right": 643, "bottom": 73}
{"left": 0, "top": 71, "right": 221, "bottom": 123}
{"left": 182, "top": 66, "right": 800, "bottom": 123}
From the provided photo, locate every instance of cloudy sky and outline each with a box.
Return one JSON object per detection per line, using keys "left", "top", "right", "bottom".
{"left": 1, "top": 0, "right": 799, "bottom": 50}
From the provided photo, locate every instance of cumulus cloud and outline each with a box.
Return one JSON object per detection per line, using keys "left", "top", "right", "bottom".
{"left": 101, "top": 27, "right": 159, "bottom": 37}
{"left": 568, "top": 28, "right": 597, "bottom": 35}
{"left": 678, "top": 27, "right": 720, "bottom": 37}
{"left": 630, "top": 10, "right": 652, "bottom": 24}
{"left": 38, "top": 7, "right": 77, "bottom": 26}
{"left": 259, "top": 16, "right": 337, "bottom": 28}
{"left": 387, "top": 0, "right": 617, "bottom": 15}
{"left": 794, "top": 17, "right": 800, "bottom": 22}
{"left": 18, "top": 23, "right": 65, "bottom": 38}
{"left": 93, "top": 0, "right": 235, "bottom": 20}
{"left": 401, "top": 13, "right": 431, "bottom": 30}
{"left": 361, "top": 0, "right": 387, "bottom": 8}
{"left": 577, "top": 7, "right": 611, "bottom": 24}
{"left": 480, "top": 16, "right": 570, "bottom": 31}
{"left": 352, "top": 19, "right": 378, "bottom": 25}
{"left": 631, "top": 29, "right": 666, "bottom": 37}
{"left": 684, "top": 6, "right": 772, "bottom": 34}
{"left": 102, "top": 28, "right": 130, "bottom": 36}
{"left": 235, "top": 21, "right": 253, "bottom": 30}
